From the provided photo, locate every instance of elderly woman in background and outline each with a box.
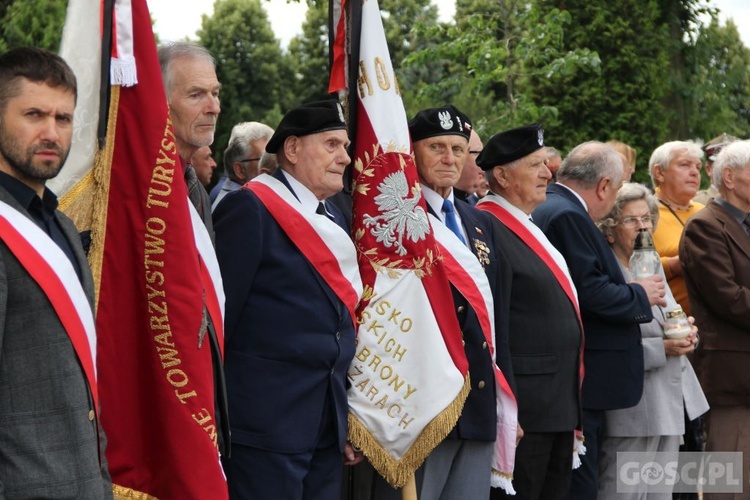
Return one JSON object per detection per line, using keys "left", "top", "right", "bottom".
{"left": 648, "top": 141, "right": 704, "bottom": 316}
{"left": 596, "top": 183, "right": 708, "bottom": 499}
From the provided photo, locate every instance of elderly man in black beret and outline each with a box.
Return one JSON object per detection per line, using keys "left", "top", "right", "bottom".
{"left": 372, "top": 104, "right": 515, "bottom": 500}
{"left": 476, "top": 124, "right": 583, "bottom": 500}
{"left": 213, "top": 99, "right": 364, "bottom": 499}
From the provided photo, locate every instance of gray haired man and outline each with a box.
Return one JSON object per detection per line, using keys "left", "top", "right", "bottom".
{"left": 157, "top": 40, "right": 230, "bottom": 458}
{"left": 157, "top": 41, "right": 221, "bottom": 236}
{"left": 211, "top": 121, "right": 274, "bottom": 211}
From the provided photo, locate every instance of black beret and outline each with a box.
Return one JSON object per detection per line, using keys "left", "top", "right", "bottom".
{"left": 408, "top": 104, "right": 472, "bottom": 142}
{"left": 266, "top": 99, "right": 348, "bottom": 153}
{"left": 476, "top": 123, "right": 545, "bottom": 171}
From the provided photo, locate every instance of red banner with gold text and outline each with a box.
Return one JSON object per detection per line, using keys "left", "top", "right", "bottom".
{"left": 90, "top": 0, "right": 227, "bottom": 497}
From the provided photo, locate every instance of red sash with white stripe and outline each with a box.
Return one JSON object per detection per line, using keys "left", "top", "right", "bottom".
{"left": 478, "top": 200, "right": 586, "bottom": 449}
{"left": 429, "top": 213, "right": 518, "bottom": 490}
{"left": 478, "top": 202, "right": 581, "bottom": 321}
{"left": 245, "top": 175, "right": 362, "bottom": 324}
{"left": 0, "top": 200, "right": 99, "bottom": 417}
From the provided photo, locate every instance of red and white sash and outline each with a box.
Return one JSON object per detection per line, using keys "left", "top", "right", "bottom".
{"left": 478, "top": 200, "right": 581, "bottom": 320}
{"left": 429, "top": 213, "right": 519, "bottom": 492}
{"left": 478, "top": 197, "right": 587, "bottom": 463}
{"left": 245, "top": 175, "right": 363, "bottom": 324}
{"left": 188, "top": 201, "right": 226, "bottom": 356}
{"left": 0, "top": 200, "right": 98, "bottom": 407}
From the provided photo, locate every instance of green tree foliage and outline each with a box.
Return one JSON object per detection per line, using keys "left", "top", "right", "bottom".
{"left": 403, "top": 0, "right": 599, "bottom": 139}
{"left": 198, "top": 0, "right": 291, "bottom": 165}
{"left": 682, "top": 15, "right": 750, "bottom": 188}
{"left": 286, "top": 0, "right": 330, "bottom": 104}
{"left": 531, "top": 0, "right": 674, "bottom": 183}
{"left": 0, "top": 0, "right": 66, "bottom": 52}
{"left": 686, "top": 17, "right": 750, "bottom": 141}
{"left": 376, "top": 0, "right": 443, "bottom": 115}
{"left": 657, "top": 0, "right": 715, "bottom": 139}
{"left": 5, "top": 0, "right": 740, "bottom": 186}
{"left": 378, "top": 0, "right": 439, "bottom": 73}
{"left": 285, "top": 0, "right": 442, "bottom": 109}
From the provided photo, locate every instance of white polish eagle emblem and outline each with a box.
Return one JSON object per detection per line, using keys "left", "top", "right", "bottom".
{"left": 438, "top": 110, "right": 453, "bottom": 130}
{"left": 362, "top": 170, "right": 430, "bottom": 256}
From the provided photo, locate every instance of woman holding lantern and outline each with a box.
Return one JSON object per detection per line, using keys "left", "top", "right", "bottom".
{"left": 595, "top": 182, "right": 708, "bottom": 499}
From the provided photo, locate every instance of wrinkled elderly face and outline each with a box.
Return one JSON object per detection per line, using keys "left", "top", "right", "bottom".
{"left": 495, "top": 149, "right": 551, "bottom": 213}
{"left": 286, "top": 130, "right": 351, "bottom": 200}
{"left": 166, "top": 56, "right": 221, "bottom": 158}
{"left": 0, "top": 79, "right": 74, "bottom": 194}
{"left": 654, "top": 149, "right": 701, "bottom": 203}
{"left": 609, "top": 199, "right": 653, "bottom": 259}
{"left": 413, "top": 135, "right": 468, "bottom": 196}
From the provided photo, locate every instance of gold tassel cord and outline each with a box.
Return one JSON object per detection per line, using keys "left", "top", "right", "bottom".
{"left": 112, "top": 484, "right": 159, "bottom": 500}
{"left": 348, "top": 373, "right": 472, "bottom": 489}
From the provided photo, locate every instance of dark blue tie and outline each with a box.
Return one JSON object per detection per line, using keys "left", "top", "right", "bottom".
{"left": 316, "top": 201, "right": 334, "bottom": 222}
{"left": 442, "top": 198, "right": 466, "bottom": 244}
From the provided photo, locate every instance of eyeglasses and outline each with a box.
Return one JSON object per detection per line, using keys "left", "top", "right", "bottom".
{"left": 239, "top": 157, "right": 261, "bottom": 163}
{"left": 619, "top": 215, "right": 653, "bottom": 228}
{"left": 469, "top": 150, "right": 482, "bottom": 155}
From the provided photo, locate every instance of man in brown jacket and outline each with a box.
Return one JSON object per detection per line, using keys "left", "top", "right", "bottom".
{"left": 680, "top": 140, "right": 750, "bottom": 499}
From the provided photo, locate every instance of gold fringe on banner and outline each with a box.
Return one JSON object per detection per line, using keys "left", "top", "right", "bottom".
{"left": 348, "top": 373, "right": 471, "bottom": 489}
{"left": 112, "top": 484, "right": 159, "bottom": 500}
{"left": 59, "top": 85, "right": 120, "bottom": 310}
{"left": 58, "top": 168, "right": 95, "bottom": 230}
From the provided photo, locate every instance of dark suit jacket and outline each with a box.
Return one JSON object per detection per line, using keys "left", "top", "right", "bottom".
{"left": 488, "top": 216, "right": 582, "bottom": 432}
{"left": 0, "top": 186, "right": 112, "bottom": 499}
{"left": 434, "top": 198, "right": 513, "bottom": 441}
{"left": 214, "top": 170, "right": 355, "bottom": 454}
{"left": 680, "top": 199, "right": 750, "bottom": 407}
{"left": 532, "top": 184, "right": 651, "bottom": 410}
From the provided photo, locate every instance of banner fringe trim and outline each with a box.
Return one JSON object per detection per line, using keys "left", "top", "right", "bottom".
{"left": 113, "top": 483, "right": 159, "bottom": 500}
{"left": 58, "top": 169, "right": 95, "bottom": 218}
{"left": 491, "top": 470, "right": 516, "bottom": 494}
{"left": 57, "top": 86, "right": 118, "bottom": 311}
{"left": 88, "top": 84, "right": 120, "bottom": 308}
{"left": 111, "top": 56, "right": 138, "bottom": 87}
{"left": 348, "top": 374, "right": 471, "bottom": 489}
{"left": 572, "top": 433, "right": 587, "bottom": 469}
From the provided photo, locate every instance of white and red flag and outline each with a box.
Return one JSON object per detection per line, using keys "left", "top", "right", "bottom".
{"left": 339, "top": 0, "right": 465, "bottom": 488}
{"left": 57, "top": 0, "right": 227, "bottom": 498}
{"left": 328, "top": 0, "right": 348, "bottom": 94}
{"left": 332, "top": 0, "right": 518, "bottom": 491}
